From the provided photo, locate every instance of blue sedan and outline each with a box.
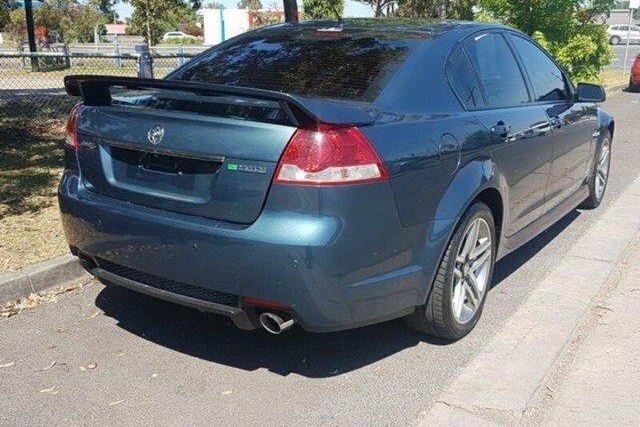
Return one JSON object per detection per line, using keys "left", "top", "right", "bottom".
{"left": 59, "top": 19, "right": 613, "bottom": 339}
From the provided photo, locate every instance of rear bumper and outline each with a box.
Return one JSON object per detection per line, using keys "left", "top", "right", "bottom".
{"left": 92, "top": 267, "right": 257, "bottom": 330}
{"left": 59, "top": 170, "right": 437, "bottom": 332}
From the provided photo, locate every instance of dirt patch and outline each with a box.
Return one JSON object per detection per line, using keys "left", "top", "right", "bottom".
{"left": 0, "top": 117, "right": 67, "bottom": 273}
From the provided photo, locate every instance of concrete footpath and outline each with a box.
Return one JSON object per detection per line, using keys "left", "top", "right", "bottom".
{"left": 421, "top": 174, "right": 640, "bottom": 426}
{"left": 532, "top": 242, "right": 640, "bottom": 426}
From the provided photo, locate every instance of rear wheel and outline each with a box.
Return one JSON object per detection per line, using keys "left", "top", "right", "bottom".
{"left": 581, "top": 133, "right": 611, "bottom": 209}
{"left": 405, "top": 202, "right": 495, "bottom": 340}
{"left": 610, "top": 36, "right": 621, "bottom": 45}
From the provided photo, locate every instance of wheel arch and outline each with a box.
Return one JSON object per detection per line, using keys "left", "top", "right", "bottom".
{"left": 419, "top": 157, "right": 506, "bottom": 304}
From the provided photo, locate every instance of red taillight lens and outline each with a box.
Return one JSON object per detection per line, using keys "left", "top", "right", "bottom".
{"left": 64, "top": 104, "right": 81, "bottom": 151}
{"left": 274, "top": 125, "right": 388, "bottom": 186}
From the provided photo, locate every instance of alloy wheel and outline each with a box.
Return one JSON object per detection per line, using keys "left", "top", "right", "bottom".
{"left": 451, "top": 218, "right": 493, "bottom": 324}
{"left": 595, "top": 139, "right": 611, "bottom": 201}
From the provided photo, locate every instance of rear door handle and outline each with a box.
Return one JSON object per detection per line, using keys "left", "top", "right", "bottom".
{"left": 490, "top": 122, "right": 511, "bottom": 137}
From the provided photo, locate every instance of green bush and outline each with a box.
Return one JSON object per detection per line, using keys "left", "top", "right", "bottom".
{"left": 533, "top": 27, "right": 613, "bottom": 84}
{"left": 478, "top": 0, "right": 614, "bottom": 85}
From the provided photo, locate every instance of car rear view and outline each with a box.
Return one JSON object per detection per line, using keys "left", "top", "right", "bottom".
{"left": 58, "top": 23, "right": 427, "bottom": 333}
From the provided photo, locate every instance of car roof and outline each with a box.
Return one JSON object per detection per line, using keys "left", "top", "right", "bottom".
{"left": 270, "top": 18, "right": 506, "bottom": 39}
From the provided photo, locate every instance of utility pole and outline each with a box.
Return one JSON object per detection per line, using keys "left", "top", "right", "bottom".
{"left": 623, "top": 0, "right": 639, "bottom": 81}
{"left": 283, "top": 0, "right": 298, "bottom": 23}
{"left": 24, "top": 0, "right": 39, "bottom": 71}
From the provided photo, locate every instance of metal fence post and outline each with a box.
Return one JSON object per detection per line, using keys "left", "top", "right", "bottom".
{"left": 62, "top": 45, "right": 71, "bottom": 69}
{"left": 177, "top": 44, "right": 185, "bottom": 67}
{"left": 136, "top": 45, "right": 154, "bottom": 79}
{"left": 114, "top": 34, "right": 122, "bottom": 69}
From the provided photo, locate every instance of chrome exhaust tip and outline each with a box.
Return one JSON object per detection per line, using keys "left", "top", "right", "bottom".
{"left": 258, "top": 312, "right": 295, "bottom": 334}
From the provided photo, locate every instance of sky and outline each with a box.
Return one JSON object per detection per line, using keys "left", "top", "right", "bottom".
{"left": 114, "top": 0, "right": 374, "bottom": 20}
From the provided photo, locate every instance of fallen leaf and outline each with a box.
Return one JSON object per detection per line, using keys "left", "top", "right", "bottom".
{"left": 39, "top": 386, "right": 59, "bottom": 395}
{"left": 80, "top": 362, "right": 97, "bottom": 371}
{"left": 88, "top": 311, "right": 102, "bottom": 319}
{"left": 36, "top": 361, "right": 56, "bottom": 372}
{"left": 0, "top": 362, "right": 15, "bottom": 368}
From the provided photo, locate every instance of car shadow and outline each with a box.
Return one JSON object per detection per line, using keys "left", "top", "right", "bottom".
{"left": 492, "top": 209, "right": 580, "bottom": 287}
{"left": 95, "top": 285, "right": 433, "bottom": 378}
{"left": 95, "top": 209, "right": 581, "bottom": 378}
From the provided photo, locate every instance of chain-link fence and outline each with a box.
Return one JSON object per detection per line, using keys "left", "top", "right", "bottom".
{"left": 0, "top": 50, "right": 198, "bottom": 118}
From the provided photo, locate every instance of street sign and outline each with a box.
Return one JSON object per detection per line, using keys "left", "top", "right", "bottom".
{"left": 631, "top": 0, "right": 639, "bottom": 10}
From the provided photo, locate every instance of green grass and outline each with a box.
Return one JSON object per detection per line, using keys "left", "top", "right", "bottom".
{"left": 0, "top": 116, "right": 68, "bottom": 273}
{"left": 601, "top": 68, "right": 629, "bottom": 89}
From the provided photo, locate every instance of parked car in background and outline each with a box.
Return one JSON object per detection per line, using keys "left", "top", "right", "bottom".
{"left": 607, "top": 24, "right": 640, "bottom": 44}
{"left": 162, "top": 31, "right": 197, "bottom": 42}
{"left": 630, "top": 53, "right": 640, "bottom": 92}
{"left": 60, "top": 20, "right": 614, "bottom": 340}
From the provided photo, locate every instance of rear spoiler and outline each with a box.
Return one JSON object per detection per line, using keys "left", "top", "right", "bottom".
{"left": 63, "top": 75, "right": 375, "bottom": 127}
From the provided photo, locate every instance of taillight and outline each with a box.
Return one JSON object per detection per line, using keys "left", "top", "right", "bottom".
{"left": 274, "top": 125, "right": 388, "bottom": 185}
{"left": 64, "top": 104, "right": 81, "bottom": 151}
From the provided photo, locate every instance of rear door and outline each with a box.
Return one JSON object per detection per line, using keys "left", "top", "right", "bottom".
{"left": 461, "top": 32, "right": 553, "bottom": 236}
{"left": 507, "top": 33, "right": 594, "bottom": 209}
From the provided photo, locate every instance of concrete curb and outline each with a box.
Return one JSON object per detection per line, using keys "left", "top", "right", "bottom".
{"left": 0, "top": 255, "right": 90, "bottom": 303}
{"left": 419, "top": 175, "right": 640, "bottom": 426}
{"left": 606, "top": 82, "right": 628, "bottom": 97}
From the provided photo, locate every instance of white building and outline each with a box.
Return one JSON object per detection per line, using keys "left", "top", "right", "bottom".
{"left": 199, "top": 8, "right": 253, "bottom": 46}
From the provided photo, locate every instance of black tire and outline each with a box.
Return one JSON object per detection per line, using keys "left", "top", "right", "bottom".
{"left": 580, "top": 132, "right": 612, "bottom": 209}
{"left": 610, "top": 36, "right": 621, "bottom": 45}
{"left": 629, "top": 79, "right": 640, "bottom": 92}
{"left": 405, "top": 201, "right": 496, "bottom": 340}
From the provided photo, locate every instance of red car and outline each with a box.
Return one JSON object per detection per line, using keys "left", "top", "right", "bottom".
{"left": 631, "top": 53, "right": 640, "bottom": 92}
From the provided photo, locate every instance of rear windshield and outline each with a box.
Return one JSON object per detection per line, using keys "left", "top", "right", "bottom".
{"left": 169, "top": 27, "right": 423, "bottom": 102}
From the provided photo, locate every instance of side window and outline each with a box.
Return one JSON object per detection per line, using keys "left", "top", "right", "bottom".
{"left": 463, "top": 32, "right": 530, "bottom": 108}
{"left": 448, "top": 49, "right": 485, "bottom": 109}
{"left": 509, "top": 35, "right": 570, "bottom": 102}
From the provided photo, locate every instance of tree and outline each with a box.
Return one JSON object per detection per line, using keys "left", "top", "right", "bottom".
{"left": 88, "top": 0, "right": 118, "bottom": 22}
{"left": 238, "top": 0, "right": 263, "bottom": 9}
{"left": 61, "top": 4, "right": 107, "bottom": 42}
{"left": 205, "top": 1, "right": 223, "bottom": 7}
{"left": 354, "top": 0, "right": 396, "bottom": 17}
{"left": 479, "top": 0, "right": 615, "bottom": 83}
{"left": 395, "top": 0, "right": 475, "bottom": 19}
{"left": 5, "top": 2, "right": 106, "bottom": 44}
{"left": 125, "top": 0, "right": 200, "bottom": 46}
{"left": 303, "top": 0, "right": 344, "bottom": 19}
{"left": 0, "top": 1, "right": 11, "bottom": 32}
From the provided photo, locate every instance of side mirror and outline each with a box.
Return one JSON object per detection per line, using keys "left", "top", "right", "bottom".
{"left": 576, "top": 83, "right": 606, "bottom": 103}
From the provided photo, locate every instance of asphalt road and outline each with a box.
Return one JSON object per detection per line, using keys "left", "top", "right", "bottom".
{"left": 1, "top": 91, "right": 639, "bottom": 427}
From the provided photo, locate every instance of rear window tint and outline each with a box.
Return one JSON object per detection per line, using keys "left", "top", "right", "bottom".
{"left": 170, "top": 27, "right": 423, "bottom": 102}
